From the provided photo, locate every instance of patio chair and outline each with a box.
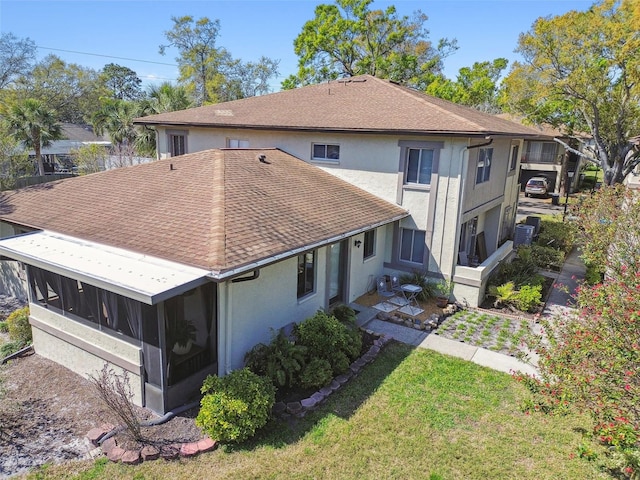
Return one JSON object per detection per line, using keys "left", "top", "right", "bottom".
{"left": 376, "top": 276, "right": 394, "bottom": 298}
{"left": 389, "top": 272, "right": 403, "bottom": 295}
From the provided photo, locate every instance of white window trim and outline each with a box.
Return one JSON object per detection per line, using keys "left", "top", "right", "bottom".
{"left": 311, "top": 143, "right": 340, "bottom": 164}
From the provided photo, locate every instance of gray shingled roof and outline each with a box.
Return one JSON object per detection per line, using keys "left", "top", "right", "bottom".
{"left": 0, "top": 149, "right": 407, "bottom": 276}
{"left": 135, "top": 75, "right": 543, "bottom": 137}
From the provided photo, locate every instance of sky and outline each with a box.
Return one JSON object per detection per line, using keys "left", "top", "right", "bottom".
{"left": 1, "top": 0, "right": 594, "bottom": 91}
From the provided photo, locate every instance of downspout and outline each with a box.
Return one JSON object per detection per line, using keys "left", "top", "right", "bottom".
{"left": 224, "top": 280, "right": 232, "bottom": 374}
{"left": 231, "top": 270, "right": 260, "bottom": 283}
{"left": 451, "top": 137, "right": 493, "bottom": 279}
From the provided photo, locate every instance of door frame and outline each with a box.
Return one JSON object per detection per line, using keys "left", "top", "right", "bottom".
{"left": 327, "top": 239, "right": 349, "bottom": 307}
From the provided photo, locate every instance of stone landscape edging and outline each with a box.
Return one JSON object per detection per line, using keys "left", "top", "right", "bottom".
{"left": 85, "top": 329, "right": 394, "bottom": 463}
{"left": 85, "top": 423, "right": 217, "bottom": 464}
{"left": 272, "top": 330, "right": 394, "bottom": 419}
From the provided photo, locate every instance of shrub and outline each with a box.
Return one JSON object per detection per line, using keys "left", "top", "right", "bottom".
{"left": 514, "top": 284, "right": 543, "bottom": 312}
{"left": 536, "top": 218, "right": 577, "bottom": 256}
{"left": 331, "top": 304, "right": 357, "bottom": 327}
{"left": 6, "top": 307, "right": 31, "bottom": 345}
{"left": 299, "top": 357, "right": 333, "bottom": 389}
{"left": 584, "top": 263, "right": 604, "bottom": 285}
{"left": 398, "top": 270, "right": 435, "bottom": 301}
{"left": 489, "top": 251, "right": 538, "bottom": 289}
{"left": 88, "top": 364, "right": 142, "bottom": 441}
{"left": 530, "top": 244, "right": 565, "bottom": 271}
{"left": 244, "top": 330, "right": 307, "bottom": 388}
{"left": 0, "top": 341, "right": 24, "bottom": 358}
{"left": 0, "top": 321, "right": 7, "bottom": 333}
{"left": 295, "top": 310, "right": 362, "bottom": 376}
{"left": 196, "top": 368, "right": 275, "bottom": 443}
{"left": 488, "top": 282, "right": 517, "bottom": 308}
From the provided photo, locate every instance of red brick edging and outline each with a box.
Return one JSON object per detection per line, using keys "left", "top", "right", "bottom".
{"left": 85, "top": 424, "right": 217, "bottom": 464}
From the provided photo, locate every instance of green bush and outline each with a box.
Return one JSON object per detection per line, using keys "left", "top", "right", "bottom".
{"left": 0, "top": 340, "right": 24, "bottom": 358}
{"left": 244, "top": 330, "right": 307, "bottom": 389}
{"left": 299, "top": 357, "right": 333, "bottom": 389}
{"left": 489, "top": 250, "right": 538, "bottom": 289}
{"left": 0, "top": 321, "right": 7, "bottom": 333}
{"left": 584, "top": 263, "right": 604, "bottom": 285}
{"left": 295, "top": 310, "right": 362, "bottom": 376}
{"left": 6, "top": 307, "right": 31, "bottom": 345}
{"left": 488, "top": 282, "right": 517, "bottom": 308}
{"left": 536, "top": 219, "right": 577, "bottom": 256}
{"left": 398, "top": 270, "right": 435, "bottom": 301}
{"left": 196, "top": 368, "right": 276, "bottom": 444}
{"left": 515, "top": 285, "right": 543, "bottom": 312}
{"left": 331, "top": 304, "right": 357, "bottom": 327}
{"left": 530, "top": 244, "right": 565, "bottom": 271}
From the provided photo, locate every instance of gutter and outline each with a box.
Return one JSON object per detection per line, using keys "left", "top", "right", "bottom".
{"left": 208, "top": 213, "right": 408, "bottom": 282}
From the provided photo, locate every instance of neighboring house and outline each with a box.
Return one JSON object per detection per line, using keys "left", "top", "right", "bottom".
{"left": 498, "top": 114, "right": 584, "bottom": 194}
{"left": 32, "top": 123, "right": 111, "bottom": 173}
{"left": 135, "top": 75, "right": 543, "bottom": 305}
{"left": 0, "top": 148, "right": 407, "bottom": 413}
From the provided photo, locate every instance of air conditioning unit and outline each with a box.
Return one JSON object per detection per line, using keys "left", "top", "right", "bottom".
{"left": 514, "top": 224, "right": 535, "bottom": 247}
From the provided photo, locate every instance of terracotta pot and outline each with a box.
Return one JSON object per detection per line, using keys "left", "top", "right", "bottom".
{"left": 435, "top": 296, "right": 449, "bottom": 308}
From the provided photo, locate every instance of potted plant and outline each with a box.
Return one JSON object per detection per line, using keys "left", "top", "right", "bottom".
{"left": 168, "top": 318, "right": 197, "bottom": 355}
{"left": 434, "top": 279, "right": 454, "bottom": 308}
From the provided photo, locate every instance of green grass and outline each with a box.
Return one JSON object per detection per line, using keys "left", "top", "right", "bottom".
{"left": 28, "top": 344, "right": 610, "bottom": 480}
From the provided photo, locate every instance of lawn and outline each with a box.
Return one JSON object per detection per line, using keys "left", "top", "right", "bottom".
{"left": 29, "top": 343, "right": 610, "bottom": 480}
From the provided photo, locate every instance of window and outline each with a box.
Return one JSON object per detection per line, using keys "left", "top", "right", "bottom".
{"left": 312, "top": 143, "right": 340, "bottom": 161}
{"left": 168, "top": 131, "right": 187, "bottom": 157}
{"left": 399, "top": 228, "right": 425, "bottom": 264}
{"left": 524, "top": 142, "right": 558, "bottom": 163}
{"left": 509, "top": 144, "right": 519, "bottom": 172}
{"left": 297, "top": 251, "right": 316, "bottom": 298}
{"left": 227, "top": 139, "right": 250, "bottom": 148}
{"left": 363, "top": 229, "right": 375, "bottom": 260}
{"left": 476, "top": 147, "right": 493, "bottom": 184}
{"left": 405, "top": 148, "right": 434, "bottom": 185}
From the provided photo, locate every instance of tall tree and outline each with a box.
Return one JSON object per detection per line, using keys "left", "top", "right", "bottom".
{"left": 145, "top": 82, "right": 192, "bottom": 113}
{"left": 0, "top": 33, "right": 36, "bottom": 89}
{"left": 14, "top": 54, "right": 105, "bottom": 124}
{"left": 101, "top": 63, "right": 143, "bottom": 101}
{"left": 159, "top": 16, "right": 279, "bottom": 105}
{"left": 426, "top": 58, "right": 508, "bottom": 112}
{"left": 6, "top": 98, "right": 63, "bottom": 176}
{"left": 284, "top": 0, "right": 457, "bottom": 89}
{"left": 500, "top": 0, "right": 640, "bottom": 185}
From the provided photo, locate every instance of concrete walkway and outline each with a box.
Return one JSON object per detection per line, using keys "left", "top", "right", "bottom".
{"left": 358, "top": 247, "right": 586, "bottom": 378}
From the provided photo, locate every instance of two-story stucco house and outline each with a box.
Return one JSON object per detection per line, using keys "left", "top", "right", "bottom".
{"left": 135, "top": 75, "right": 542, "bottom": 305}
{"left": 0, "top": 75, "right": 542, "bottom": 414}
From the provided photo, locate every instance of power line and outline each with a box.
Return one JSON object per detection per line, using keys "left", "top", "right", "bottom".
{"left": 36, "top": 46, "right": 177, "bottom": 67}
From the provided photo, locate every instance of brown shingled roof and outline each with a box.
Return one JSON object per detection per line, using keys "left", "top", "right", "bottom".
{"left": 134, "top": 75, "right": 543, "bottom": 137}
{"left": 0, "top": 149, "right": 407, "bottom": 276}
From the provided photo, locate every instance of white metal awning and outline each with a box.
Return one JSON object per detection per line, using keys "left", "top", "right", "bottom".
{"left": 0, "top": 231, "right": 210, "bottom": 304}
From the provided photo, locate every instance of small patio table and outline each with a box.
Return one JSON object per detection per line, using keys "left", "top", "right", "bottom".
{"left": 398, "top": 283, "right": 424, "bottom": 316}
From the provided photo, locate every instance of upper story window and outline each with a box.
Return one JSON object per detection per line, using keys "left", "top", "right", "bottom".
{"left": 524, "top": 142, "right": 558, "bottom": 164}
{"left": 406, "top": 148, "right": 434, "bottom": 185}
{"left": 509, "top": 144, "right": 519, "bottom": 172}
{"left": 297, "top": 251, "right": 316, "bottom": 299}
{"left": 228, "top": 139, "right": 250, "bottom": 148}
{"left": 312, "top": 143, "right": 340, "bottom": 162}
{"left": 167, "top": 130, "right": 187, "bottom": 157}
{"left": 363, "top": 229, "right": 375, "bottom": 260}
{"left": 476, "top": 147, "right": 493, "bottom": 184}
{"left": 399, "top": 228, "right": 425, "bottom": 264}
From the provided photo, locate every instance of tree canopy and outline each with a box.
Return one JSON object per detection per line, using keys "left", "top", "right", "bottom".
{"left": 0, "top": 33, "right": 36, "bottom": 89}
{"left": 500, "top": 0, "right": 640, "bottom": 185}
{"left": 101, "top": 63, "right": 143, "bottom": 101}
{"left": 159, "top": 15, "right": 279, "bottom": 106}
{"left": 426, "top": 58, "right": 508, "bottom": 112}
{"left": 5, "top": 98, "right": 63, "bottom": 176}
{"left": 284, "top": 0, "right": 457, "bottom": 89}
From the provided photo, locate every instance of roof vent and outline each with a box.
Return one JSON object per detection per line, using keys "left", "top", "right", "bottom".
{"left": 257, "top": 154, "right": 270, "bottom": 164}
{"left": 169, "top": 163, "right": 175, "bottom": 171}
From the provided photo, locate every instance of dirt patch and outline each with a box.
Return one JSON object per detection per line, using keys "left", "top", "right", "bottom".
{"left": 0, "top": 353, "right": 203, "bottom": 478}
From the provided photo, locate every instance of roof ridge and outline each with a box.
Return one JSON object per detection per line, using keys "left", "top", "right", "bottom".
{"left": 210, "top": 150, "right": 226, "bottom": 269}
{"left": 385, "top": 80, "right": 487, "bottom": 131}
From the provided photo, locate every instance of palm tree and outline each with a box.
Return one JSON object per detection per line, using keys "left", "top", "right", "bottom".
{"left": 6, "top": 98, "right": 63, "bottom": 176}
{"left": 146, "top": 82, "right": 192, "bottom": 113}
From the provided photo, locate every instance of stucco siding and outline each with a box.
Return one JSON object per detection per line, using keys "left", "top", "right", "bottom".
{"left": 29, "top": 303, "right": 144, "bottom": 405}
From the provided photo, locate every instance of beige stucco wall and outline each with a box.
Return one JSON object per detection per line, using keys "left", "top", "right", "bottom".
{"left": 29, "top": 303, "right": 144, "bottom": 406}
